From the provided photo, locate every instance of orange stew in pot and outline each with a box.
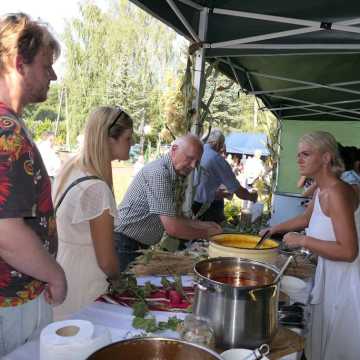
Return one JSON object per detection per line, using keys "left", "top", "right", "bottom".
{"left": 210, "top": 272, "right": 273, "bottom": 287}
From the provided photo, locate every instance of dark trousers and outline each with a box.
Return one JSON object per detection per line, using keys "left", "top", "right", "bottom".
{"left": 113, "top": 231, "right": 149, "bottom": 272}
{"left": 192, "top": 199, "right": 225, "bottom": 224}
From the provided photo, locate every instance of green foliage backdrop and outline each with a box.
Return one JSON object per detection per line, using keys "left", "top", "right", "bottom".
{"left": 22, "top": 0, "right": 277, "bottom": 151}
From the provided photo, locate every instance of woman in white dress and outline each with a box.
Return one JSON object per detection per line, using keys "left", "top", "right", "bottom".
{"left": 262, "top": 131, "right": 360, "bottom": 360}
{"left": 52, "top": 106, "right": 133, "bottom": 319}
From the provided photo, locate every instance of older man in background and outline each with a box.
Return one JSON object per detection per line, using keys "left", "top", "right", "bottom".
{"left": 0, "top": 13, "right": 67, "bottom": 355}
{"left": 114, "top": 134, "right": 222, "bottom": 271}
{"left": 193, "top": 129, "right": 258, "bottom": 223}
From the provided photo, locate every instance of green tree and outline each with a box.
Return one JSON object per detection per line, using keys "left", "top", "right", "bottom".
{"left": 62, "top": 0, "right": 183, "bottom": 145}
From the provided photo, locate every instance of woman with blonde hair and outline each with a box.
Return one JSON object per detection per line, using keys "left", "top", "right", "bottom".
{"left": 52, "top": 106, "right": 133, "bottom": 319}
{"left": 261, "top": 131, "right": 360, "bottom": 359}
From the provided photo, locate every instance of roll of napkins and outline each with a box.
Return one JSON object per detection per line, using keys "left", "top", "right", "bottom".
{"left": 40, "top": 319, "right": 111, "bottom": 360}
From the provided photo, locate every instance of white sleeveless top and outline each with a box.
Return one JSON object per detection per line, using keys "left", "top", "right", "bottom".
{"left": 307, "top": 189, "right": 360, "bottom": 304}
{"left": 305, "top": 189, "right": 360, "bottom": 360}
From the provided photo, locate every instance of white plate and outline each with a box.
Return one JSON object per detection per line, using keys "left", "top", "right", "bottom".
{"left": 221, "top": 348, "right": 269, "bottom": 360}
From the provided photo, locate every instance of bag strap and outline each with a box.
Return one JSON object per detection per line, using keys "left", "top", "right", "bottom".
{"left": 54, "top": 176, "right": 100, "bottom": 215}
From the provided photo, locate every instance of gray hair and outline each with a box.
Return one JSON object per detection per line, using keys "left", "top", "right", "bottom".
{"left": 173, "top": 133, "right": 203, "bottom": 151}
{"left": 206, "top": 129, "right": 225, "bottom": 149}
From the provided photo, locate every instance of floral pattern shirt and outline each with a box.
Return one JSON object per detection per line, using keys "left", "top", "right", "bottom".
{"left": 0, "top": 103, "right": 57, "bottom": 307}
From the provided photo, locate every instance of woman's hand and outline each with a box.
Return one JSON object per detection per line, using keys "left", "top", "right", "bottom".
{"left": 283, "top": 232, "right": 306, "bottom": 248}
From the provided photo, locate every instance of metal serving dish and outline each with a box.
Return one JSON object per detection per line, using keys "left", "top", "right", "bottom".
{"left": 87, "top": 337, "right": 223, "bottom": 360}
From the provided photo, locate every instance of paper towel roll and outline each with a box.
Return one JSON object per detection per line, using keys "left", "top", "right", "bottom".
{"left": 40, "top": 320, "right": 111, "bottom": 360}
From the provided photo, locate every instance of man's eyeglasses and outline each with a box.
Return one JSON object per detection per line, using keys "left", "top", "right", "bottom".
{"left": 108, "top": 107, "right": 124, "bottom": 135}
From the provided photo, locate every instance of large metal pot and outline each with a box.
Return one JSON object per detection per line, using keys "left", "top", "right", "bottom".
{"left": 193, "top": 257, "right": 279, "bottom": 349}
{"left": 209, "top": 234, "right": 279, "bottom": 265}
{"left": 87, "top": 337, "right": 223, "bottom": 360}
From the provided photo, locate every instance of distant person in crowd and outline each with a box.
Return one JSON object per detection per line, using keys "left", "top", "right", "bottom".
{"left": 0, "top": 13, "right": 67, "bottom": 355}
{"left": 133, "top": 154, "right": 145, "bottom": 177}
{"left": 261, "top": 131, "right": 360, "bottom": 360}
{"left": 52, "top": 106, "right": 133, "bottom": 319}
{"left": 226, "top": 153, "right": 233, "bottom": 165}
{"left": 114, "top": 134, "right": 222, "bottom": 271}
{"left": 339, "top": 145, "right": 360, "bottom": 185}
{"left": 37, "top": 131, "right": 61, "bottom": 178}
{"left": 232, "top": 154, "right": 244, "bottom": 176}
{"left": 297, "top": 175, "right": 317, "bottom": 198}
{"left": 244, "top": 149, "right": 264, "bottom": 188}
{"left": 193, "top": 129, "right": 258, "bottom": 223}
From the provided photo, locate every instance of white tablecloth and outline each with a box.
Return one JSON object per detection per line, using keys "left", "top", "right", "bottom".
{"left": 3, "top": 276, "right": 189, "bottom": 360}
{"left": 4, "top": 276, "right": 302, "bottom": 360}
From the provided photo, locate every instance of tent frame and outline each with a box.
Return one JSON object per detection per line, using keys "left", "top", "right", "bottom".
{"left": 133, "top": 0, "right": 360, "bottom": 122}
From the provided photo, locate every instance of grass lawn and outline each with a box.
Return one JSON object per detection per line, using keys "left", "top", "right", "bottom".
{"left": 112, "top": 161, "right": 134, "bottom": 204}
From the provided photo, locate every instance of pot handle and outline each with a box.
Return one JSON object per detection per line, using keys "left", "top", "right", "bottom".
{"left": 193, "top": 280, "right": 217, "bottom": 293}
{"left": 194, "top": 282, "right": 207, "bottom": 292}
{"left": 249, "top": 285, "right": 277, "bottom": 301}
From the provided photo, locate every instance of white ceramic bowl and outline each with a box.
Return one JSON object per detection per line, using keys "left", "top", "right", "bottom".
{"left": 221, "top": 348, "right": 269, "bottom": 360}
{"left": 281, "top": 275, "right": 307, "bottom": 294}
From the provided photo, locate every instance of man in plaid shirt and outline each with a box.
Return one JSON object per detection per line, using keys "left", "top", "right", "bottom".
{"left": 114, "top": 134, "right": 222, "bottom": 271}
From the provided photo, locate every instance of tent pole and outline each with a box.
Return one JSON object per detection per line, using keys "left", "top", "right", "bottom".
{"left": 191, "top": 8, "right": 208, "bottom": 136}
{"left": 166, "top": 0, "right": 200, "bottom": 42}
{"left": 267, "top": 99, "right": 360, "bottom": 112}
{"left": 211, "top": 27, "right": 321, "bottom": 48}
{"left": 250, "top": 80, "right": 360, "bottom": 96}
{"left": 269, "top": 94, "right": 360, "bottom": 117}
{"left": 282, "top": 109, "right": 360, "bottom": 121}
{"left": 213, "top": 44, "right": 360, "bottom": 50}
{"left": 183, "top": 8, "right": 208, "bottom": 219}
{"left": 211, "top": 51, "right": 360, "bottom": 57}
{"left": 177, "top": 0, "right": 204, "bottom": 11}
{"left": 250, "top": 71, "right": 360, "bottom": 96}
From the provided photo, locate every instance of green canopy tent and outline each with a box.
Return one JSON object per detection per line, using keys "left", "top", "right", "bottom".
{"left": 129, "top": 1, "right": 360, "bottom": 222}
{"left": 130, "top": 0, "right": 360, "bottom": 122}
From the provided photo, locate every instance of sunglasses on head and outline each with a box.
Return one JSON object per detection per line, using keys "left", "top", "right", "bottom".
{"left": 108, "top": 107, "right": 125, "bottom": 135}
{"left": 3, "top": 13, "right": 27, "bottom": 24}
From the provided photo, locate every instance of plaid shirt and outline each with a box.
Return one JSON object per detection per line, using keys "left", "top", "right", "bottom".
{"left": 115, "top": 153, "right": 181, "bottom": 245}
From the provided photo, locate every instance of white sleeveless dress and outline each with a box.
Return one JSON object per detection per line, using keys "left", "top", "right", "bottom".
{"left": 305, "top": 190, "right": 360, "bottom": 360}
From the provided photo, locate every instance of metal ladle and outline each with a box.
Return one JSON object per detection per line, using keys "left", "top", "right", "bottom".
{"left": 274, "top": 256, "right": 294, "bottom": 283}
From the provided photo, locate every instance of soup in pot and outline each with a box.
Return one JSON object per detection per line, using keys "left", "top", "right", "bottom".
{"left": 210, "top": 272, "right": 273, "bottom": 287}
{"left": 211, "top": 234, "right": 278, "bottom": 250}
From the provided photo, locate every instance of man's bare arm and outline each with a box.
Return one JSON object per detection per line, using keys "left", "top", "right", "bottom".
{"left": 0, "top": 218, "right": 67, "bottom": 305}
{"left": 160, "top": 215, "right": 222, "bottom": 240}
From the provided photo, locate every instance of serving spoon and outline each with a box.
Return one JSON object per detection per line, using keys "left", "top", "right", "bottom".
{"left": 255, "top": 230, "right": 270, "bottom": 249}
